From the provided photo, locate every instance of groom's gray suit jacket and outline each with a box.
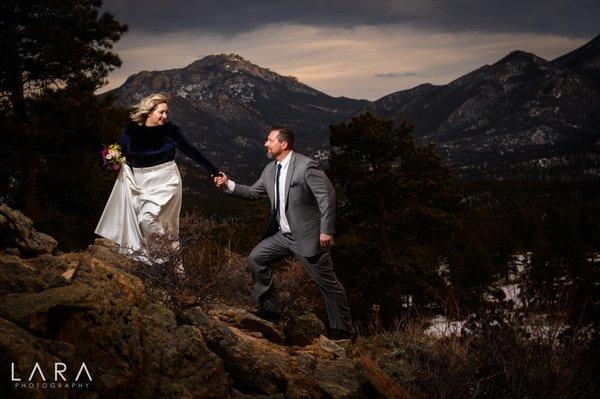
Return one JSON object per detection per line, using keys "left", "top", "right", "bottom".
{"left": 232, "top": 152, "right": 336, "bottom": 257}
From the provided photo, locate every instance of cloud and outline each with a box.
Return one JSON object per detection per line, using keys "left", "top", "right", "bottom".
{"left": 102, "top": 0, "right": 599, "bottom": 38}
{"left": 374, "top": 72, "right": 423, "bottom": 78}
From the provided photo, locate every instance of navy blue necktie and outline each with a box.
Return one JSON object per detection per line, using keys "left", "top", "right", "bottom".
{"left": 275, "top": 163, "right": 282, "bottom": 219}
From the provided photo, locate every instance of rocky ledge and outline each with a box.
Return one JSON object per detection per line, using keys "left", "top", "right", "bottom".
{"left": 0, "top": 204, "right": 411, "bottom": 398}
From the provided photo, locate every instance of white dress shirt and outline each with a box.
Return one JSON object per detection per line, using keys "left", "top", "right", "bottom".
{"left": 225, "top": 151, "right": 293, "bottom": 234}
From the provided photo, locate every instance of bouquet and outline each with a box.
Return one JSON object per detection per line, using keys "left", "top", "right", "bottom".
{"left": 101, "top": 144, "right": 126, "bottom": 171}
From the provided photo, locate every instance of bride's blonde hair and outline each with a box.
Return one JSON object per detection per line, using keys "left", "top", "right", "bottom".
{"left": 130, "top": 93, "right": 168, "bottom": 124}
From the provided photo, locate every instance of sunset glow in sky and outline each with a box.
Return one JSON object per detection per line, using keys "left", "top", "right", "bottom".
{"left": 100, "top": 0, "right": 598, "bottom": 100}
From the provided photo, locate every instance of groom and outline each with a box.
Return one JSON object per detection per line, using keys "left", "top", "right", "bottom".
{"left": 214, "top": 127, "right": 353, "bottom": 339}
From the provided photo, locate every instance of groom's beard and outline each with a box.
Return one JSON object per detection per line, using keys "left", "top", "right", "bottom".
{"left": 266, "top": 148, "right": 278, "bottom": 158}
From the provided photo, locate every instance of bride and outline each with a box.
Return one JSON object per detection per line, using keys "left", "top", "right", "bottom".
{"left": 95, "top": 93, "right": 220, "bottom": 264}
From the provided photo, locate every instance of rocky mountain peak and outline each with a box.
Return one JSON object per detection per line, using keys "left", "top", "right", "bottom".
{"left": 116, "top": 52, "right": 324, "bottom": 106}
{"left": 488, "top": 50, "right": 552, "bottom": 75}
{"left": 459, "top": 49, "right": 556, "bottom": 87}
{"left": 499, "top": 50, "right": 540, "bottom": 63}
{"left": 378, "top": 83, "right": 440, "bottom": 101}
{"left": 184, "top": 53, "right": 293, "bottom": 86}
{"left": 553, "top": 34, "right": 600, "bottom": 87}
{"left": 374, "top": 83, "right": 441, "bottom": 112}
{"left": 554, "top": 33, "right": 600, "bottom": 65}
{"left": 187, "top": 53, "right": 256, "bottom": 72}
{"left": 369, "top": 37, "right": 600, "bottom": 180}
{"left": 109, "top": 54, "right": 369, "bottom": 181}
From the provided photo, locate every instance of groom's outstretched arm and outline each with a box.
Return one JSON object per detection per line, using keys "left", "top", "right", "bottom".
{"left": 218, "top": 170, "right": 268, "bottom": 200}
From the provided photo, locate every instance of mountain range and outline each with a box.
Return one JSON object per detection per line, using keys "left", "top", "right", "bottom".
{"left": 108, "top": 34, "right": 600, "bottom": 181}
{"left": 109, "top": 54, "right": 368, "bottom": 181}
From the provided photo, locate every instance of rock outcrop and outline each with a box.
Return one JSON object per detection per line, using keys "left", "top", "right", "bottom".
{"left": 0, "top": 204, "right": 57, "bottom": 256}
{"left": 0, "top": 204, "right": 410, "bottom": 398}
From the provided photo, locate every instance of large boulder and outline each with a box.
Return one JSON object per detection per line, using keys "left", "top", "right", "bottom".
{"left": 282, "top": 312, "right": 327, "bottom": 346}
{"left": 136, "top": 303, "right": 231, "bottom": 398}
{"left": 182, "top": 306, "right": 290, "bottom": 395}
{"left": 0, "top": 253, "right": 70, "bottom": 296}
{"left": 0, "top": 317, "right": 80, "bottom": 396}
{"left": 206, "top": 302, "right": 285, "bottom": 345}
{"left": 0, "top": 253, "right": 147, "bottom": 394}
{"left": 182, "top": 307, "right": 411, "bottom": 398}
{"left": 0, "top": 203, "right": 57, "bottom": 256}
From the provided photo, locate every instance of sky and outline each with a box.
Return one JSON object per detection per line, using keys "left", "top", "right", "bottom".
{"left": 99, "top": 0, "right": 599, "bottom": 100}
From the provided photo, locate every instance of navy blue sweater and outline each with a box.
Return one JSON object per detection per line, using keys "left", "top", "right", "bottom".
{"left": 118, "top": 122, "right": 220, "bottom": 176}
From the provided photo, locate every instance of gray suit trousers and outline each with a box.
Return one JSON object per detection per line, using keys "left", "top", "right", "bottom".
{"left": 248, "top": 231, "right": 353, "bottom": 331}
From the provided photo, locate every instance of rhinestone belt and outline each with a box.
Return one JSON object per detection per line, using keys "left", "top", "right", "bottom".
{"left": 132, "top": 160, "right": 176, "bottom": 174}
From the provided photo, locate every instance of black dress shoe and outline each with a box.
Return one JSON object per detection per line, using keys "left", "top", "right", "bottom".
{"left": 330, "top": 328, "right": 356, "bottom": 340}
{"left": 251, "top": 309, "right": 281, "bottom": 323}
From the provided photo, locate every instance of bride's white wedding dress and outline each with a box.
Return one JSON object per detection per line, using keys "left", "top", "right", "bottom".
{"left": 95, "top": 160, "right": 182, "bottom": 262}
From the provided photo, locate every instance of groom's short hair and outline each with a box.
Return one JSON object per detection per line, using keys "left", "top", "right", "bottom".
{"left": 271, "top": 127, "right": 295, "bottom": 149}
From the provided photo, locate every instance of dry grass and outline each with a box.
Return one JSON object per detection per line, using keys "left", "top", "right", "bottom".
{"left": 273, "top": 257, "right": 324, "bottom": 315}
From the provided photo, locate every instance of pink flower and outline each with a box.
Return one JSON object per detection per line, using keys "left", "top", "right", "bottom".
{"left": 101, "top": 144, "right": 124, "bottom": 172}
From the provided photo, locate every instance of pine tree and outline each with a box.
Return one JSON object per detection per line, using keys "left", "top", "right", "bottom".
{"left": 0, "top": 0, "right": 127, "bottom": 221}
{"left": 329, "top": 111, "right": 463, "bottom": 322}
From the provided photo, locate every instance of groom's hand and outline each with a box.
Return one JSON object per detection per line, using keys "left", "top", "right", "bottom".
{"left": 214, "top": 172, "right": 229, "bottom": 188}
{"left": 320, "top": 233, "right": 334, "bottom": 249}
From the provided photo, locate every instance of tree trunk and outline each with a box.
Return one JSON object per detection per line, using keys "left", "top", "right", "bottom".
{"left": 11, "top": 70, "right": 42, "bottom": 221}
{"left": 24, "top": 157, "right": 42, "bottom": 221}
{"left": 378, "top": 203, "right": 393, "bottom": 261}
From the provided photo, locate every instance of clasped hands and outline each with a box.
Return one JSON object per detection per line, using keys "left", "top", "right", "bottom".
{"left": 214, "top": 172, "right": 228, "bottom": 188}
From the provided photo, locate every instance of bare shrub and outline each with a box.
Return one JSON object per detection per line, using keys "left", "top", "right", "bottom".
{"left": 123, "top": 212, "right": 326, "bottom": 317}
{"left": 356, "top": 308, "right": 598, "bottom": 398}
{"left": 127, "top": 230, "right": 189, "bottom": 309}
{"left": 356, "top": 313, "right": 477, "bottom": 398}
{"left": 466, "top": 301, "right": 598, "bottom": 399}
{"left": 180, "top": 214, "right": 254, "bottom": 308}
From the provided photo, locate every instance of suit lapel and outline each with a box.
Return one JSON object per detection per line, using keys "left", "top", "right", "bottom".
{"left": 284, "top": 152, "right": 296, "bottom": 210}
